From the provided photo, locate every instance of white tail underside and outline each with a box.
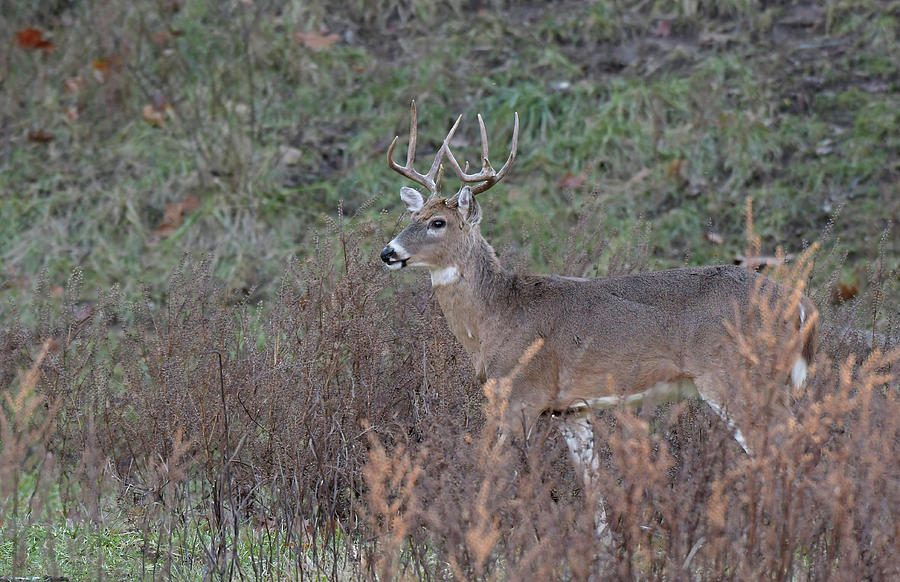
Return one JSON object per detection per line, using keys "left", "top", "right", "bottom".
{"left": 791, "top": 357, "right": 808, "bottom": 388}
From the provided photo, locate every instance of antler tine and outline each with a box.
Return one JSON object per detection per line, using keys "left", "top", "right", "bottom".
{"left": 406, "top": 100, "right": 418, "bottom": 167}
{"left": 478, "top": 114, "right": 489, "bottom": 164}
{"left": 387, "top": 101, "right": 458, "bottom": 196}
{"left": 445, "top": 112, "right": 519, "bottom": 196}
{"left": 430, "top": 114, "right": 461, "bottom": 188}
{"left": 479, "top": 111, "right": 519, "bottom": 194}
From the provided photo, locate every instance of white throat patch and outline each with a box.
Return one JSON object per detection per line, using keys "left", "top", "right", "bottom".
{"left": 430, "top": 266, "right": 460, "bottom": 287}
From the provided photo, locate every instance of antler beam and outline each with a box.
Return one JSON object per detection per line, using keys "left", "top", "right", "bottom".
{"left": 444, "top": 112, "right": 519, "bottom": 195}
{"left": 387, "top": 101, "right": 461, "bottom": 196}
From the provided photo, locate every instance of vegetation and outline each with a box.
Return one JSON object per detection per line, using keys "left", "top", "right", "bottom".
{"left": 1, "top": 0, "right": 898, "bottom": 580}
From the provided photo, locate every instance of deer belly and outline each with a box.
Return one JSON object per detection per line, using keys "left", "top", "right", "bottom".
{"left": 557, "top": 378, "right": 700, "bottom": 412}
{"left": 554, "top": 356, "right": 690, "bottom": 411}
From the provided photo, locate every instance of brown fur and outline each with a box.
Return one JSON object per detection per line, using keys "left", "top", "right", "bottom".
{"left": 386, "top": 195, "right": 819, "bottom": 429}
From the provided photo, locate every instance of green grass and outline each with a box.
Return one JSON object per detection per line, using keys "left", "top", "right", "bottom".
{"left": 3, "top": 1, "right": 898, "bottom": 323}
{"left": 1, "top": 471, "right": 357, "bottom": 580}
{"left": 2, "top": 511, "right": 354, "bottom": 580}
{"left": 0, "top": 521, "right": 144, "bottom": 580}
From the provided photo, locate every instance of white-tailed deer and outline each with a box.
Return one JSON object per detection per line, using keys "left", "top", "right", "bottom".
{"left": 380, "top": 102, "right": 819, "bottom": 536}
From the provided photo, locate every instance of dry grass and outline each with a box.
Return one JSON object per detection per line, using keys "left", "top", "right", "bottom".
{"left": 2, "top": 203, "right": 897, "bottom": 580}
{"left": 360, "top": 241, "right": 899, "bottom": 581}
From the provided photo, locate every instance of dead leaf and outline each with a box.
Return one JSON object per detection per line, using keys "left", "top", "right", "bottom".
{"left": 558, "top": 172, "right": 586, "bottom": 189}
{"left": 667, "top": 158, "right": 688, "bottom": 180}
{"left": 142, "top": 100, "right": 173, "bottom": 127}
{"left": 295, "top": 31, "right": 339, "bottom": 51}
{"left": 92, "top": 57, "right": 122, "bottom": 83}
{"left": 651, "top": 20, "right": 671, "bottom": 38}
{"left": 28, "top": 130, "right": 54, "bottom": 143}
{"left": 180, "top": 194, "right": 200, "bottom": 213}
{"left": 64, "top": 106, "right": 79, "bottom": 123}
{"left": 667, "top": 159, "right": 689, "bottom": 187}
{"left": 155, "top": 195, "right": 200, "bottom": 239}
{"left": 15, "top": 28, "right": 54, "bottom": 50}
{"left": 703, "top": 232, "right": 724, "bottom": 245}
{"left": 93, "top": 59, "right": 110, "bottom": 83}
{"left": 831, "top": 282, "right": 858, "bottom": 303}
{"left": 142, "top": 105, "right": 165, "bottom": 126}
{"left": 157, "top": 206, "right": 182, "bottom": 236}
{"left": 64, "top": 75, "right": 84, "bottom": 94}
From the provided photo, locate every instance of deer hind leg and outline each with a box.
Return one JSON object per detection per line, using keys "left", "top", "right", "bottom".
{"left": 555, "top": 409, "right": 611, "bottom": 543}
{"left": 693, "top": 374, "right": 752, "bottom": 456}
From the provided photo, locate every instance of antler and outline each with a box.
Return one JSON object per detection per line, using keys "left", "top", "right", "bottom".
{"left": 387, "top": 101, "right": 461, "bottom": 196}
{"left": 444, "top": 112, "right": 519, "bottom": 195}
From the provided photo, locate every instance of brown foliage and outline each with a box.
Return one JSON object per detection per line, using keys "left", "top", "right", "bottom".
{"left": 1, "top": 208, "right": 898, "bottom": 579}
{"left": 15, "top": 28, "right": 55, "bottom": 51}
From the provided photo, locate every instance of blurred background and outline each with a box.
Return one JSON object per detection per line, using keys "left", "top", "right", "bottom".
{"left": 3, "top": 0, "right": 897, "bottom": 316}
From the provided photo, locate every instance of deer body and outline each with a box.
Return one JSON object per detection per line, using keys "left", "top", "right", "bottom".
{"left": 380, "top": 103, "right": 818, "bottom": 538}
{"left": 388, "top": 196, "right": 816, "bottom": 426}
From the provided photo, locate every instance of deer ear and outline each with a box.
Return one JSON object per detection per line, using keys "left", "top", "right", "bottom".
{"left": 456, "top": 186, "right": 482, "bottom": 226}
{"left": 399, "top": 187, "right": 424, "bottom": 213}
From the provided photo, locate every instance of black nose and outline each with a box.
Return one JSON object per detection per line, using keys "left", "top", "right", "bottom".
{"left": 380, "top": 246, "right": 396, "bottom": 263}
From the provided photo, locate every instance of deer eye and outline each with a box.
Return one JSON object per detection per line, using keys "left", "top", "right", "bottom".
{"left": 430, "top": 219, "right": 446, "bottom": 229}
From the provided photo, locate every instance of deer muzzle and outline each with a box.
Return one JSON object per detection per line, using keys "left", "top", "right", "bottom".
{"left": 380, "top": 245, "right": 408, "bottom": 270}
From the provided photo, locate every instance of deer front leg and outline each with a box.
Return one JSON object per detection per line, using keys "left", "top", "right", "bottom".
{"left": 555, "top": 409, "right": 612, "bottom": 544}
{"left": 694, "top": 373, "right": 758, "bottom": 456}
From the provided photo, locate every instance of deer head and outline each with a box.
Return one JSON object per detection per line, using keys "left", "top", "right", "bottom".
{"left": 380, "top": 102, "right": 518, "bottom": 282}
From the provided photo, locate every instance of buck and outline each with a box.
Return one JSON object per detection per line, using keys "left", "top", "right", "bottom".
{"left": 380, "top": 103, "right": 819, "bottom": 535}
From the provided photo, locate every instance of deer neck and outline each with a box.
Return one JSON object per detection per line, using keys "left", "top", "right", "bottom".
{"left": 430, "top": 229, "right": 511, "bottom": 375}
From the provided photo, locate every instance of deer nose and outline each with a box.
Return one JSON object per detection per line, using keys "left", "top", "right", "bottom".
{"left": 380, "top": 246, "right": 396, "bottom": 263}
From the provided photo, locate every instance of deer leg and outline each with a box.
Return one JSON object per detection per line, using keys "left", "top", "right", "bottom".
{"left": 693, "top": 375, "right": 752, "bottom": 456}
{"left": 555, "top": 410, "right": 611, "bottom": 543}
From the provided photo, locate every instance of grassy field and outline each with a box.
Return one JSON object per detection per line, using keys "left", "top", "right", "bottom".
{"left": 2, "top": 0, "right": 898, "bottom": 312}
{"left": 1, "top": 0, "right": 899, "bottom": 580}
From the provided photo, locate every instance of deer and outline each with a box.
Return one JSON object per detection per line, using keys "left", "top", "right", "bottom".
{"left": 380, "top": 102, "right": 819, "bottom": 539}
